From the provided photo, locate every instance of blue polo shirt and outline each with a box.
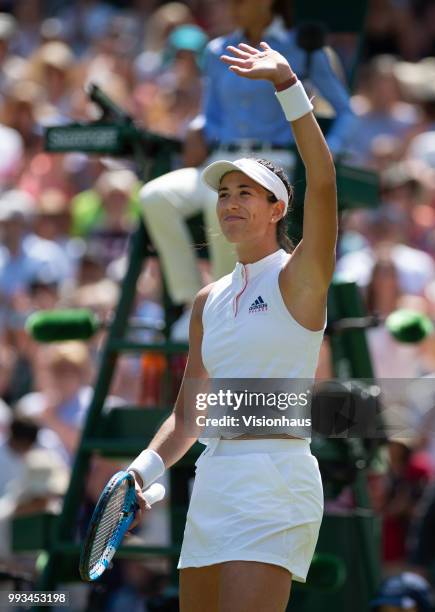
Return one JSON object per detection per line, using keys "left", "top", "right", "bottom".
{"left": 202, "top": 17, "right": 353, "bottom": 154}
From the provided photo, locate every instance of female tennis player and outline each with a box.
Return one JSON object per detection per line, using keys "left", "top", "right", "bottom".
{"left": 127, "top": 41, "right": 337, "bottom": 611}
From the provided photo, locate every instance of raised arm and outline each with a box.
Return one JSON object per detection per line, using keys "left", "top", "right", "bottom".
{"left": 221, "top": 42, "right": 337, "bottom": 330}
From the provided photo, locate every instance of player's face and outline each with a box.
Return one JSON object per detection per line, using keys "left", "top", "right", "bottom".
{"left": 217, "top": 171, "right": 278, "bottom": 244}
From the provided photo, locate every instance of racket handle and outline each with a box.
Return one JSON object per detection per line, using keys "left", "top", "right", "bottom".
{"left": 142, "top": 482, "right": 165, "bottom": 506}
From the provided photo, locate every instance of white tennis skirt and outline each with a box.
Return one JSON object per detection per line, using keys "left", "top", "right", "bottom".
{"left": 178, "top": 438, "right": 324, "bottom": 582}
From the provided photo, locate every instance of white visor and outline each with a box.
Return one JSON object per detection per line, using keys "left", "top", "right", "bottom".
{"left": 201, "top": 158, "right": 289, "bottom": 214}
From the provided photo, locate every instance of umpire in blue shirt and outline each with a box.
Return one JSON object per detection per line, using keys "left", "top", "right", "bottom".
{"left": 140, "top": 0, "right": 353, "bottom": 338}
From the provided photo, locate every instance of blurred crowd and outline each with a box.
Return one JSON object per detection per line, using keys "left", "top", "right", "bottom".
{"left": 0, "top": 0, "right": 435, "bottom": 610}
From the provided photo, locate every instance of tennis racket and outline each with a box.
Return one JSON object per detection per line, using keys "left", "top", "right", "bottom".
{"left": 79, "top": 470, "right": 165, "bottom": 581}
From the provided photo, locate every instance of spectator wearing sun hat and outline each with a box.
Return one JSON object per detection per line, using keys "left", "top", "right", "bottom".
{"left": 134, "top": 24, "right": 208, "bottom": 140}
{"left": 134, "top": 2, "right": 196, "bottom": 81}
{"left": 164, "top": 23, "right": 208, "bottom": 69}
{"left": 29, "top": 41, "right": 75, "bottom": 121}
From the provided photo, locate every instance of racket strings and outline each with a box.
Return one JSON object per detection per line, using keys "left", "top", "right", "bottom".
{"left": 89, "top": 482, "right": 130, "bottom": 570}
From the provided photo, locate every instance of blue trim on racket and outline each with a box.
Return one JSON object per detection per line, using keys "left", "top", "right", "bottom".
{"left": 79, "top": 470, "right": 139, "bottom": 581}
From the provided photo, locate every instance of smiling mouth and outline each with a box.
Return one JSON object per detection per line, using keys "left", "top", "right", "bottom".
{"left": 224, "top": 215, "right": 245, "bottom": 221}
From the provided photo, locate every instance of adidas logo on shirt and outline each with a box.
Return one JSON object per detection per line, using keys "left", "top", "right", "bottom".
{"left": 249, "top": 295, "right": 268, "bottom": 313}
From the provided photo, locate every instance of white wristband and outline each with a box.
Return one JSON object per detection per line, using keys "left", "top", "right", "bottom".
{"left": 127, "top": 449, "right": 165, "bottom": 489}
{"left": 275, "top": 80, "right": 313, "bottom": 122}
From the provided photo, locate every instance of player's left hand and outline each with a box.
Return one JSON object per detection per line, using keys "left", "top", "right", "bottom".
{"left": 220, "top": 41, "right": 294, "bottom": 87}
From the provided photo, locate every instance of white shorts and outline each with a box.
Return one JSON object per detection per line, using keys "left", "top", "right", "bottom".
{"left": 178, "top": 438, "right": 324, "bottom": 582}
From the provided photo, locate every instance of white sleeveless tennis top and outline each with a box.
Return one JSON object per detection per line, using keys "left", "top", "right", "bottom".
{"left": 199, "top": 248, "right": 325, "bottom": 447}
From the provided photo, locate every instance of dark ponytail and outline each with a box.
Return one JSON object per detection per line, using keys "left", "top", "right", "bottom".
{"left": 256, "top": 158, "right": 294, "bottom": 253}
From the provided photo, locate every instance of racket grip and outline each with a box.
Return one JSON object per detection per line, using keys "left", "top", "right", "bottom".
{"left": 142, "top": 482, "right": 165, "bottom": 506}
